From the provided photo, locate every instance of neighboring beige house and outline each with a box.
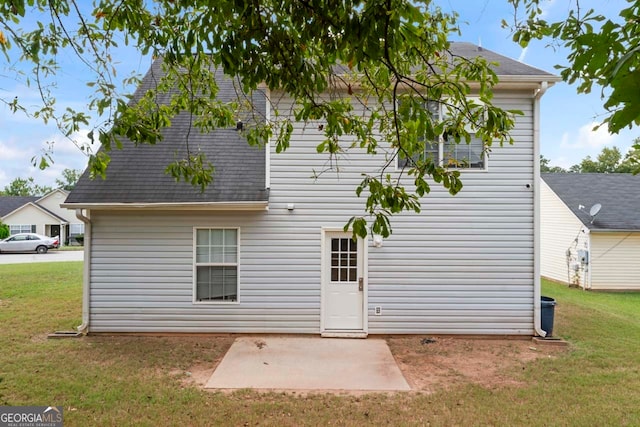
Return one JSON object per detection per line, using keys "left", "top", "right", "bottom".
{"left": 0, "top": 189, "right": 85, "bottom": 245}
{"left": 541, "top": 173, "right": 640, "bottom": 290}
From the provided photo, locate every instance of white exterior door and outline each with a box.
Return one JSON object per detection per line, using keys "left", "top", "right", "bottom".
{"left": 322, "top": 231, "right": 365, "bottom": 331}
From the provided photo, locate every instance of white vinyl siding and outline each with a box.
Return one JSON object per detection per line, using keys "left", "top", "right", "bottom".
{"left": 590, "top": 232, "right": 640, "bottom": 290}
{"left": 540, "top": 179, "right": 588, "bottom": 284}
{"left": 88, "top": 89, "right": 537, "bottom": 335}
{"left": 276, "top": 91, "right": 535, "bottom": 334}
{"left": 88, "top": 211, "right": 321, "bottom": 333}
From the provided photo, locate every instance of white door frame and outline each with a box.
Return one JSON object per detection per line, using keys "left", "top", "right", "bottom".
{"left": 320, "top": 227, "right": 368, "bottom": 337}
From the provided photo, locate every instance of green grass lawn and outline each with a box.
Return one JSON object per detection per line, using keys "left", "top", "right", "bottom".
{"left": 1, "top": 264, "right": 639, "bottom": 426}
{"left": 57, "top": 246, "right": 84, "bottom": 252}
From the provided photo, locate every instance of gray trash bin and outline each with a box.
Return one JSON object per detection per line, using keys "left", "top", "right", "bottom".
{"left": 540, "top": 296, "right": 556, "bottom": 337}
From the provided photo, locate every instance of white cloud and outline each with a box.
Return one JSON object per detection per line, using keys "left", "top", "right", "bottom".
{"left": 0, "top": 140, "right": 32, "bottom": 160}
{"left": 30, "top": 129, "right": 93, "bottom": 185}
{"left": 29, "top": 162, "right": 73, "bottom": 187}
{"left": 552, "top": 156, "right": 574, "bottom": 170}
{"left": 0, "top": 129, "right": 92, "bottom": 188}
{"left": 560, "top": 122, "right": 619, "bottom": 149}
{"left": 539, "top": 0, "right": 557, "bottom": 18}
{"left": 0, "top": 83, "right": 43, "bottom": 105}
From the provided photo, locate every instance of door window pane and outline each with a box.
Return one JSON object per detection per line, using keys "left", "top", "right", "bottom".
{"left": 330, "top": 238, "right": 358, "bottom": 283}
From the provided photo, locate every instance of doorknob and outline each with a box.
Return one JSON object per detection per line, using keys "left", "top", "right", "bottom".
{"left": 358, "top": 277, "right": 364, "bottom": 291}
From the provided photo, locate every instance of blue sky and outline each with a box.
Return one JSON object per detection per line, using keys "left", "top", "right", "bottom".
{"left": 1, "top": 0, "right": 637, "bottom": 188}
{"left": 443, "top": 0, "right": 638, "bottom": 171}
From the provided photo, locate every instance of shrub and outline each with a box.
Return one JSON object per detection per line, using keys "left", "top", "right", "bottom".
{"left": 74, "top": 234, "right": 84, "bottom": 246}
{"left": 0, "top": 222, "right": 9, "bottom": 239}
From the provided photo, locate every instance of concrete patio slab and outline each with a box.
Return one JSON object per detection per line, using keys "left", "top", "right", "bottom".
{"left": 205, "top": 337, "right": 411, "bottom": 392}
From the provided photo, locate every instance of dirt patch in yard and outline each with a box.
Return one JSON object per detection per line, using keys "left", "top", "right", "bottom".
{"left": 173, "top": 362, "right": 218, "bottom": 388}
{"left": 387, "top": 336, "right": 567, "bottom": 393}
{"left": 183, "top": 335, "right": 567, "bottom": 393}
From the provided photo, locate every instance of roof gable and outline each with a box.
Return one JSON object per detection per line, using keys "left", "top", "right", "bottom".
{"left": 542, "top": 173, "right": 640, "bottom": 231}
{"left": 65, "top": 64, "right": 268, "bottom": 205}
{"left": 2, "top": 201, "right": 68, "bottom": 223}
{"left": 36, "top": 188, "right": 69, "bottom": 204}
{"left": 0, "top": 196, "right": 39, "bottom": 218}
{"left": 448, "top": 42, "right": 557, "bottom": 78}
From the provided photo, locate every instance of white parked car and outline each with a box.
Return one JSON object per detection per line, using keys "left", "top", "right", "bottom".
{"left": 0, "top": 233, "right": 59, "bottom": 254}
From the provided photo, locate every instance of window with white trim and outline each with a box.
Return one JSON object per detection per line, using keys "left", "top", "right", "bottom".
{"left": 9, "top": 224, "right": 36, "bottom": 235}
{"left": 69, "top": 223, "right": 85, "bottom": 236}
{"left": 443, "top": 135, "right": 485, "bottom": 169}
{"left": 397, "top": 100, "right": 486, "bottom": 170}
{"left": 194, "top": 228, "right": 238, "bottom": 302}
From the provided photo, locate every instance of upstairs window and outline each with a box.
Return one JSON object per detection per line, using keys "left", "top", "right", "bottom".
{"left": 443, "top": 135, "right": 485, "bottom": 169}
{"left": 397, "top": 99, "right": 487, "bottom": 170}
{"left": 397, "top": 100, "right": 440, "bottom": 168}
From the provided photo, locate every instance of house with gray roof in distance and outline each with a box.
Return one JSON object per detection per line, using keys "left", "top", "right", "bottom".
{"left": 63, "top": 42, "right": 560, "bottom": 336}
{"left": 0, "top": 189, "right": 85, "bottom": 245}
{"left": 541, "top": 173, "right": 640, "bottom": 290}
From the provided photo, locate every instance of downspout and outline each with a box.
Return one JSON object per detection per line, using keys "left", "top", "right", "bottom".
{"left": 533, "top": 82, "right": 548, "bottom": 337}
{"left": 75, "top": 209, "right": 91, "bottom": 334}
{"left": 264, "top": 88, "right": 271, "bottom": 190}
{"left": 584, "top": 227, "right": 592, "bottom": 290}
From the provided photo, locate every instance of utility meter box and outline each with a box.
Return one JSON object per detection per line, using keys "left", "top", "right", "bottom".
{"left": 578, "top": 249, "right": 590, "bottom": 265}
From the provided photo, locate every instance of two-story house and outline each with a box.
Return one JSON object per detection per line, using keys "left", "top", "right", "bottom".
{"left": 63, "top": 42, "right": 559, "bottom": 336}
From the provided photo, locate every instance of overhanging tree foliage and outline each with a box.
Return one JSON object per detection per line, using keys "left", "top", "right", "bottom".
{"left": 509, "top": 0, "right": 640, "bottom": 135}
{"left": 1, "top": 1, "right": 522, "bottom": 237}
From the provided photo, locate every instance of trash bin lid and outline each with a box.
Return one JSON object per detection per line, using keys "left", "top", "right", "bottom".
{"left": 541, "top": 296, "right": 556, "bottom": 306}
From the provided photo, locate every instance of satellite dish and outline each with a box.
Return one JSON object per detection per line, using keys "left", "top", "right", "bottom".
{"left": 590, "top": 203, "right": 602, "bottom": 217}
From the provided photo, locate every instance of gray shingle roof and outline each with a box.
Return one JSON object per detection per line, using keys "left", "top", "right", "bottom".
{"left": 542, "top": 173, "right": 640, "bottom": 231}
{"left": 66, "top": 61, "right": 268, "bottom": 205}
{"left": 448, "top": 42, "right": 556, "bottom": 77}
{"left": 67, "top": 43, "right": 552, "bottom": 206}
{"left": 0, "top": 196, "right": 39, "bottom": 217}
